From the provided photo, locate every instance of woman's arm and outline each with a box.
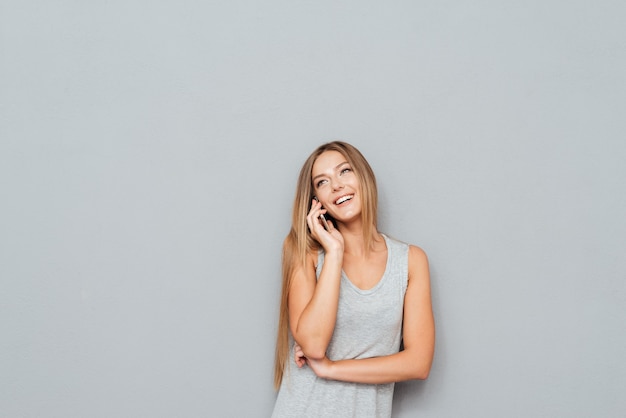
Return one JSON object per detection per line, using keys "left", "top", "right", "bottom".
{"left": 301, "top": 245, "right": 435, "bottom": 383}
{"left": 288, "top": 200, "right": 345, "bottom": 360}
{"left": 289, "top": 249, "right": 342, "bottom": 360}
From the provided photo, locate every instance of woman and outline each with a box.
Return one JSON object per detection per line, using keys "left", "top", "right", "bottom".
{"left": 272, "top": 141, "right": 435, "bottom": 418}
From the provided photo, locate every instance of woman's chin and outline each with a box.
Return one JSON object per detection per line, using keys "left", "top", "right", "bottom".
{"left": 334, "top": 212, "right": 361, "bottom": 226}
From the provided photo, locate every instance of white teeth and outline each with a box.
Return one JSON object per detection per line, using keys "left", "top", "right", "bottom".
{"left": 335, "top": 195, "right": 353, "bottom": 205}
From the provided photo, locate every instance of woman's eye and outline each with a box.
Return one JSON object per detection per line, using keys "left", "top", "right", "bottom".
{"left": 341, "top": 167, "right": 351, "bottom": 175}
{"left": 316, "top": 179, "right": 327, "bottom": 187}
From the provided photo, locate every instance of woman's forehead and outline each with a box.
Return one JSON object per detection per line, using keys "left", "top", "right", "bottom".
{"left": 312, "top": 151, "right": 347, "bottom": 174}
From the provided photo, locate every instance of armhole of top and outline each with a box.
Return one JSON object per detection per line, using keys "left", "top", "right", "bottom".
{"left": 315, "top": 250, "right": 324, "bottom": 280}
{"left": 402, "top": 242, "right": 410, "bottom": 294}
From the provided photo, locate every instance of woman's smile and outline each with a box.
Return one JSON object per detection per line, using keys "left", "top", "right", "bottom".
{"left": 333, "top": 194, "right": 354, "bottom": 205}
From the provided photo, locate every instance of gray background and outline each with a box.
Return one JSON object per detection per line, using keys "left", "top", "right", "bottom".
{"left": 1, "top": 1, "right": 625, "bottom": 417}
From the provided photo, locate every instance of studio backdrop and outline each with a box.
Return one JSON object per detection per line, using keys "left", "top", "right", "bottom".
{"left": 1, "top": 1, "right": 625, "bottom": 417}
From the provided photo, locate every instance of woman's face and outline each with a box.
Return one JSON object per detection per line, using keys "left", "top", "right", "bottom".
{"left": 311, "top": 150, "right": 362, "bottom": 224}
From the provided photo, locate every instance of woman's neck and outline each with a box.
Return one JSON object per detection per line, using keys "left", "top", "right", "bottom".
{"left": 337, "top": 219, "right": 383, "bottom": 257}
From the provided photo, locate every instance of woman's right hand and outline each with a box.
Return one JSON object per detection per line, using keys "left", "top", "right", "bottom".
{"left": 306, "top": 199, "right": 344, "bottom": 254}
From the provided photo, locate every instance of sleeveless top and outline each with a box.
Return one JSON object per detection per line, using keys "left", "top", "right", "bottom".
{"left": 271, "top": 234, "right": 409, "bottom": 418}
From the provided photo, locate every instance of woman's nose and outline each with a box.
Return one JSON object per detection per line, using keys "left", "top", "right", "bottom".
{"left": 331, "top": 177, "right": 344, "bottom": 191}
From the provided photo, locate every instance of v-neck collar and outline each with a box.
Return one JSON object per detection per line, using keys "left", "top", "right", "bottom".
{"left": 341, "top": 234, "right": 390, "bottom": 295}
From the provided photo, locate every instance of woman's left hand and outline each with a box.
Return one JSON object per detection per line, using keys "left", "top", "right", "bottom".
{"left": 294, "top": 343, "right": 333, "bottom": 379}
{"left": 294, "top": 343, "right": 307, "bottom": 368}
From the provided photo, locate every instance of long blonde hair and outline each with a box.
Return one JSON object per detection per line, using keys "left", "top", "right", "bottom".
{"left": 273, "top": 141, "right": 379, "bottom": 389}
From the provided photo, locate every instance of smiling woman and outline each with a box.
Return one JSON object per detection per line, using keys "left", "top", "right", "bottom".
{"left": 271, "top": 141, "right": 435, "bottom": 418}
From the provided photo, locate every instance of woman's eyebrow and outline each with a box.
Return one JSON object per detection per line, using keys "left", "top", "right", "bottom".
{"left": 312, "top": 161, "right": 349, "bottom": 182}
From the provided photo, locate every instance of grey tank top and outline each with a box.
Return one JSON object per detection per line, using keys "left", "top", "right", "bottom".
{"left": 271, "top": 234, "right": 409, "bottom": 418}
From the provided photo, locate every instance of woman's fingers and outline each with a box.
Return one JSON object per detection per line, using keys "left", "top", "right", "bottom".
{"left": 306, "top": 199, "right": 327, "bottom": 235}
{"left": 305, "top": 199, "right": 318, "bottom": 230}
{"left": 306, "top": 199, "right": 344, "bottom": 252}
{"left": 294, "top": 343, "right": 304, "bottom": 358}
{"left": 294, "top": 343, "right": 307, "bottom": 368}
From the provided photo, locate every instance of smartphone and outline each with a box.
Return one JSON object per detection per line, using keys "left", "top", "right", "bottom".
{"left": 319, "top": 213, "right": 330, "bottom": 231}
{"left": 313, "top": 197, "right": 331, "bottom": 230}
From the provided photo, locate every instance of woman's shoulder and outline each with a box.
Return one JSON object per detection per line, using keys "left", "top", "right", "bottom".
{"left": 407, "top": 244, "right": 429, "bottom": 283}
{"left": 306, "top": 248, "right": 319, "bottom": 263}
{"left": 408, "top": 244, "right": 427, "bottom": 259}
